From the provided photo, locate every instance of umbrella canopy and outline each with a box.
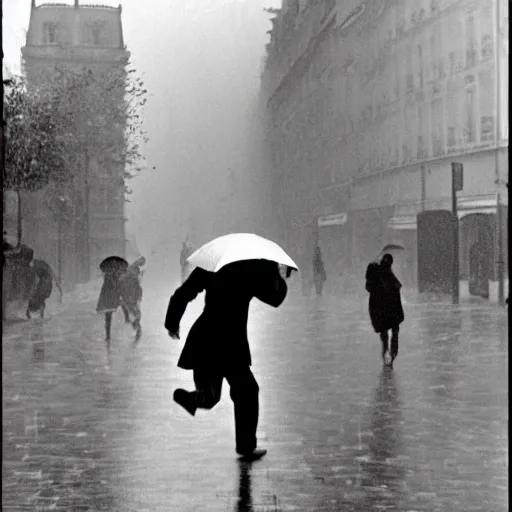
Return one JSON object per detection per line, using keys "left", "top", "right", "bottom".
{"left": 372, "top": 243, "right": 406, "bottom": 263}
{"left": 99, "top": 256, "right": 128, "bottom": 274}
{"left": 186, "top": 233, "right": 299, "bottom": 273}
{"left": 381, "top": 243, "right": 405, "bottom": 253}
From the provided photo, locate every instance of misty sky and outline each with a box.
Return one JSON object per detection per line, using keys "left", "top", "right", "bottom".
{"left": 3, "top": 0, "right": 280, "bottom": 255}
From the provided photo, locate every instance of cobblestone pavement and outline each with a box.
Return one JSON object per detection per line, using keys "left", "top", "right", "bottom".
{"left": 2, "top": 271, "right": 508, "bottom": 511}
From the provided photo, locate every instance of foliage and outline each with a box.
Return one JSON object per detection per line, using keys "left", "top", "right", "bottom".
{"left": 4, "top": 64, "right": 149, "bottom": 198}
{"left": 3, "top": 75, "right": 67, "bottom": 191}
{"left": 38, "top": 63, "right": 149, "bottom": 198}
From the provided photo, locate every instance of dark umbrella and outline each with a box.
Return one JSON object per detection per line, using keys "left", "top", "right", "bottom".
{"left": 99, "top": 256, "right": 128, "bottom": 274}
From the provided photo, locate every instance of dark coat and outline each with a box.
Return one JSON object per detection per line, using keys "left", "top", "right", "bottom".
{"left": 365, "top": 262, "right": 404, "bottom": 333}
{"left": 96, "top": 271, "right": 123, "bottom": 314}
{"left": 119, "top": 270, "right": 143, "bottom": 308}
{"left": 27, "top": 262, "right": 53, "bottom": 312}
{"left": 313, "top": 247, "right": 326, "bottom": 282}
{"left": 165, "top": 260, "right": 288, "bottom": 370}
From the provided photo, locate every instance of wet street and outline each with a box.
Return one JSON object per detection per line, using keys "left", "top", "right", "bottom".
{"left": 2, "top": 271, "right": 508, "bottom": 512}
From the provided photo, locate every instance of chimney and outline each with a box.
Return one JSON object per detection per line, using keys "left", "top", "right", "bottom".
{"left": 31, "top": 0, "right": 36, "bottom": 8}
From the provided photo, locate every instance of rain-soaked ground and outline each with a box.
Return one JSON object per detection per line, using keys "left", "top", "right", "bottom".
{"left": 2, "top": 271, "right": 508, "bottom": 511}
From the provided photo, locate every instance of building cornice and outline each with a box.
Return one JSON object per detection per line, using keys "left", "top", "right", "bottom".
{"left": 22, "top": 45, "right": 130, "bottom": 64}
{"left": 345, "top": 142, "right": 510, "bottom": 186}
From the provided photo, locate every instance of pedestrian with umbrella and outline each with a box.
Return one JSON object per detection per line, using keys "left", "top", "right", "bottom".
{"left": 25, "top": 259, "right": 62, "bottom": 319}
{"left": 96, "top": 256, "right": 128, "bottom": 356}
{"left": 165, "top": 233, "right": 297, "bottom": 461}
{"left": 365, "top": 251, "right": 405, "bottom": 367}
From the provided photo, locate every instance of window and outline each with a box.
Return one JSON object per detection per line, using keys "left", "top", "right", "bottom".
{"left": 446, "top": 87, "right": 457, "bottom": 147}
{"left": 43, "top": 22, "right": 57, "bottom": 44}
{"left": 479, "top": 71, "right": 495, "bottom": 141}
{"left": 430, "top": 35, "right": 438, "bottom": 81}
{"left": 480, "top": 6, "right": 494, "bottom": 60}
{"left": 464, "top": 88, "right": 476, "bottom": 143}
{"left": 90, "top": 20, "right": 107, "bottom": 46}
{"left": 431, "top": 98, "right": 444, "bottom": 156}
{"left": 466, "top": 14, "right": 477, "bottom": 68}
{"left": 417, "top": 44, "right": 424, "bottom": 88}
{"left": 406, "top": 45, "right": 414, "bottom": 90}
{"left": 417, "top": 106, "right": 425, "bottom": 159}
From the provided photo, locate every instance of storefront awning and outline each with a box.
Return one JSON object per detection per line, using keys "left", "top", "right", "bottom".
{"left": 318, "top": 212, "right": 348, "bottom": 227}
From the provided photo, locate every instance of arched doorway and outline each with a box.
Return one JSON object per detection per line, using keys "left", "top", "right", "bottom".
{"left": 460, "top": 213, "right": 494, "bottom": 299}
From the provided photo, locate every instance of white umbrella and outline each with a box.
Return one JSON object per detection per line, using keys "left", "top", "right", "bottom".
{"left": 186, "top": 233, "right": 299, "bottom": 273}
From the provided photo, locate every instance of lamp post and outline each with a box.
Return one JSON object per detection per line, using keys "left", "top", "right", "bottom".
{"left": 57, "top": 196, "right": 67, "bottom": 288}
{"left": 494, "top": 0, "right": 505, "bottom": 306}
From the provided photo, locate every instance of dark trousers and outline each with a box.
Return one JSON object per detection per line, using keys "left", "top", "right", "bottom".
{"left": 379, "top": 326, "right": 399, "bottom": 358}
{"left": 192, "top": 367, "right": 259, "bottom": 453}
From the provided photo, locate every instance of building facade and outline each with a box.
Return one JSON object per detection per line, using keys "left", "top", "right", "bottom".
{"left": 19, "top": 0, "right": 129, "bottom": 285}
{"left": 262, "top": 0, "right": 508, "bottom": 294}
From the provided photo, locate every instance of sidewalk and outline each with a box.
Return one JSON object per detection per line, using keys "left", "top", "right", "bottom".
{"left": 2, "top": 286, "right": 116, "bottom": 511}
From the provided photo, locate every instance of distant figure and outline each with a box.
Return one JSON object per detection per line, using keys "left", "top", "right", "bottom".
{"left": 26, "top": 259, "right": 62, "bottom": 319}
{"left": 312, "top": 245, "right": 326, "bottom": 296}
{"left": 180, "top": 241, "right": 193, "bottom": 284}
{"left": 119, "top": 256, "right": 145, "bottom": 341}
{"left": 96, "top": 257, "right": 128, "bottom": 358}
{"left": 468, "top": 241, "right": 490, "bottom": 299}
{"left": 165, "top": 259, "right": 290, "bottom": 461}
{"left": 365, "top": 254, "right": 404, "bottom": 367}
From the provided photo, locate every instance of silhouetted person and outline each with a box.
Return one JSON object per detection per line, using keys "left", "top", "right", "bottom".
{"left": 312, "top": 245, "right": 326, "bottom": 296}
{"left": 365, "top": 254, "right": 404, "bottom": 367}
{"left": 165, "top": 259, "right": 289, "bottom": 461}
{"left": 96, "top": 258, "right": 127, "bottom": 357}
{"left": 26, "top": 259, "right": 62, "bottom": 319}
{"left": 119, "top": 256, "right": 145, "bottom": 341}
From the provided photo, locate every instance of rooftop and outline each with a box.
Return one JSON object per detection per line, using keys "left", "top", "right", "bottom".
{"left": 34, "top": 1, "right": 122, "bottom": 11}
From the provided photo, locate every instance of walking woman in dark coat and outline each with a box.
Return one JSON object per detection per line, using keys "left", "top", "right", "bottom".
{"left": 365, "top": 254, "right": 404, "bottom": 367}
{"left": 26, "top": 259, "right": 62, "bottom": 319}
{"left": 165, "top": 259, "right": 290, "bottom": 461}
{"left": 96, "top": 257, "right": 128, "bottom": 355}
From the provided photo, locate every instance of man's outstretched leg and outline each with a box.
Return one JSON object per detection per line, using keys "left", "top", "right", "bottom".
{"left": 226, "top": 368, "right": 266, "bottom": 461}
{"left": 173, "top": 370, "right": 222, "bottom": 417}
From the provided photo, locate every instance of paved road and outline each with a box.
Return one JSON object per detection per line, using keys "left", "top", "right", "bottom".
{"left": 2, "top": 270, "right": 508, "bottom": 511}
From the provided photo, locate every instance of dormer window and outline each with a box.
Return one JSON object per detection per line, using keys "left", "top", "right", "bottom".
{"left": 43, "top": 22, "right": 57, "bottom": 44}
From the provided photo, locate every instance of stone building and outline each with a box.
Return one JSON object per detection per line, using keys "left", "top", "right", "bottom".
{"left": 262, "top": 0, "right": 508, "bottom": 295}
{"left": 19, "top": 0, "right": 129, "bottom": 285}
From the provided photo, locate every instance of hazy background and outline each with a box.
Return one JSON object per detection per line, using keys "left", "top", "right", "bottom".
{"left": 3, "top": 0, "right": 280, "bottom": 259}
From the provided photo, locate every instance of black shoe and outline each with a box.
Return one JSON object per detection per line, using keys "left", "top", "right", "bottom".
{"left": 173, "top": 389, "right": 197, "bottom": 416}
{"left": 236, "top": 448, "right": 267, "bottom": 461}
{"left": 134, "top": 324, "right": 142, "bottom": 342}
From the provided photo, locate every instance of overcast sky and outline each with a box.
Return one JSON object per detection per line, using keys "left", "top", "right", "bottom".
{"left": 3, "top": 0, "right": 281, "bottom": 255}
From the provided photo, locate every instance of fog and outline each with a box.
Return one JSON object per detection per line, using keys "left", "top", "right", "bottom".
{"left": 3, "top": 0, "right": 281, "bottom": 261}
{"left": 120, "top": 0, "right": 282, "bottom": 258}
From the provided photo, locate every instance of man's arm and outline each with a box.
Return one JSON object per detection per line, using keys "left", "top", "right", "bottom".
{"left": 165, "top": 267, "right": 209, "bottom": 338}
